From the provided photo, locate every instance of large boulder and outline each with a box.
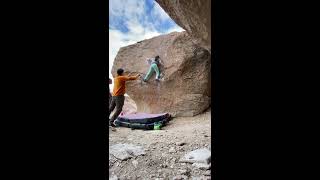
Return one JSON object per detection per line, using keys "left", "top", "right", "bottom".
{"left": 155, "top": 0, "right": 211, "bottom": 52}
{"left": 111, "top": 32, "right": 211, "bottom": 117}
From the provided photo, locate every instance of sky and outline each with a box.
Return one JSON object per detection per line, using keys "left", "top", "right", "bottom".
{"left": 109, "top": 0, "right": 184, "bottom": 82}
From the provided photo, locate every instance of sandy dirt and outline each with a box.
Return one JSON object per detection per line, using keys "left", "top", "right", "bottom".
{"left": 109, "top": 109, "right": 212, "bottom": 180}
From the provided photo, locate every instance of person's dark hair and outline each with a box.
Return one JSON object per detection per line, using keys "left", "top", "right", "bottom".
{"left": 155, "top": 55, "right": 160, "bottom": 60}
{"left": 117, "top": 68, "right": 124, "bottom": 75}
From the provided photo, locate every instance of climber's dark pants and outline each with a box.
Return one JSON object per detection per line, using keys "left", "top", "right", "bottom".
{"left": 109, "top": 95, "right": 125, "bottom": 123}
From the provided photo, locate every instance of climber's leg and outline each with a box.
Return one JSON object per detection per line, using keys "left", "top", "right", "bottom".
{"left": 152, "top": 63, "right": 160, "bottom": 80}
{"left": 143, "top": 65, "right": 154, "bottom": 82}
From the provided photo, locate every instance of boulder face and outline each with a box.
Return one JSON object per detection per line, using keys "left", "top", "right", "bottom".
{"left": 155, "top": 0, "right": 211, "bottom": 52}
{"left": 122, "top": 95, "right": 137, "bottom": 115}
{"left": 112, "top": 32, "right": 211, "bottom": 117}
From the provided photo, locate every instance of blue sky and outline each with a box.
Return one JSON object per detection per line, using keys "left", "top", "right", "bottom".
{"left": 109, "top": 0, "right": 184, "bottom": 80}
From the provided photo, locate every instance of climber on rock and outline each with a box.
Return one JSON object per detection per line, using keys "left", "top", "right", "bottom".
{"left": 109, "top": 68, "right": 140, "bottom": 127}
{"left": 143, "top": 55, "right": 161, "bottom": 82}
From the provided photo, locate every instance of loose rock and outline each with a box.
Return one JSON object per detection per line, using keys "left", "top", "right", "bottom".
{"left": 178, "top": 169, "right": 188, "bottom": 175}
{"left": 132, "top": 160, "right": 138, "bottom": 168}
{"left": 172, "top": 175, "right": 188, "bottom": 180}
{"left": 180, "top": 148, "right": 211, "bottom": 164}
{"left": 169, "top": 147, "right": 176, "bottom": 153}
{"left": 204, "top": 170, "right": 211, "bottom": 176}
{"left": 192, "top": 163, "right": 211, "bottom": 170}
{"left": 109, "top": 175, "right": 118, "bottom": 180}
{"left": 176, "top": 142, "right": 186, "bottom": 146}
{"left": 109, "top": 144, "right": 146, "bottom": 161}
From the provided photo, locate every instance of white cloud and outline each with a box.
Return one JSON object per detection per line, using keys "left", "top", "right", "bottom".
{"left": 109, "top": 0, "right": 145, "bottom": 18}
{"left": 151, "top": 2, "right": 171, "bottom": 22}
{"left": 165, "top": 26, "right": 185, "bottom": 33}
{"left": 126, "top": 20, "right": 145, "bottom": 35}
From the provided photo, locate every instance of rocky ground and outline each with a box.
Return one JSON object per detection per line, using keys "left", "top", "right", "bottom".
{"left": 109, "top": 109, "right": 212, "bottom": 180}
